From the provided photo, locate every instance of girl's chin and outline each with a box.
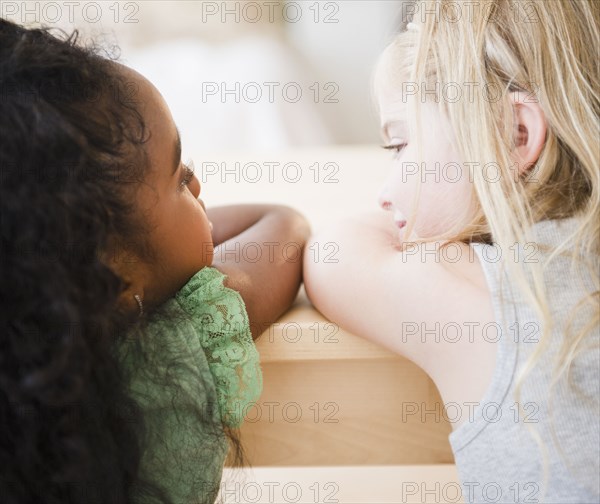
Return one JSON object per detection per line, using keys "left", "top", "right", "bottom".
{"left": 399, "top": 223, "right": 420, "bottom": 242}
{"left": 391, "top": 226, "right": 420, "bottom": 251}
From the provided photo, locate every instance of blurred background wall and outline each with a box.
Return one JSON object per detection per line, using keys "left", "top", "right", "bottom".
{"left": 2, "top": 1, "right": 412, "bottom": 153}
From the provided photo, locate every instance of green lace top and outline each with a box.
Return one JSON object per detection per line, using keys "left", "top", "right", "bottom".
{"left": 116, "top": 267, "right": 263, "bottom": 504}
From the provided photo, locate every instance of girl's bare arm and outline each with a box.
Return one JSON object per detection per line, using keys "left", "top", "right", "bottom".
{"left": 302, "top": 211, "right": 494, "bottom": 375}
{"left": 206, "top": 204, "right": 311, "bottom": 340}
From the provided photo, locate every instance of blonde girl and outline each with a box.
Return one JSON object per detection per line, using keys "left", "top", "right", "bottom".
{"left": 304, "top": 1, "right": 599, "bottom": 502}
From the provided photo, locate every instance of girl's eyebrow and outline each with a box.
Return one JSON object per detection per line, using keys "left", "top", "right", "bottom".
{"left": 381, "top": 120, "right": 407, "bottom": 141}
{"left": 172, "top": 127, "right": 182, "bottom": 176}
{"left": 382, "top": 121, "right": 392, "bottom": 140}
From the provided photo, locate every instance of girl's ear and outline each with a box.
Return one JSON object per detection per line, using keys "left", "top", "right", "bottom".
{"left": 99, "top": 239, "right": 147, "bottom": 318}
{"left": 115, "top": 273, "right": 146, "bottom": 319}
{"left": 509, "top": 90, "right": 548, "bottom": 178}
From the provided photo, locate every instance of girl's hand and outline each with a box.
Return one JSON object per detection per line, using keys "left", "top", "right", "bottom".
{"left": 206, "top": 204, "right": 311, "bottom": 340}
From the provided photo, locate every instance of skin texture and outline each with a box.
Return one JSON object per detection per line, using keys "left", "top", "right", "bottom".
{"left": 106, "top": 63, "right": 310, "bottom": 339}
{"left": 377, "top": 99, "right": 478, "bottom": 241}
{"left": 107, "top": 64, "right": 216, "bottom": 311}
{"left": 304, "top": 89, "right": 547, "bottom": 429}
{"left": 376, "top": 86, "right": 546, "bottom": 243}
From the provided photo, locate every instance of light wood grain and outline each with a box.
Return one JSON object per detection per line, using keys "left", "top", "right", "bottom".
{"left": 254, "top": 288, "right": 397, "bottom": 363}
{"left": 231, "top": 291, "right": 455, "bottom": 467}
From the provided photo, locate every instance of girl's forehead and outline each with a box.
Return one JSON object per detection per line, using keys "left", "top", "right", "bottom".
{"left": 113, "top": 65, "right": 178, "bottom": 171}
{"left": 378, "top": 88, "right": 410, "bottom": 127}
{"left": 113, "top": 62, "right": 170, "bottom": 119}
{"left": 380, "top": 100, "right": 452, "bottom": 143}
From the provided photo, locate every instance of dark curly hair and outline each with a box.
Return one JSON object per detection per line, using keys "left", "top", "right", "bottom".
{"left": 0, "top": 18, "right": 241, "bottom": 504}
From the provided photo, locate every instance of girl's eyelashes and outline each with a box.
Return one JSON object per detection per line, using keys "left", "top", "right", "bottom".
{"left": 179, "top": 159, "right": 195, "bottom": 191}
{"left": 381, "top": 143, "right": 408, "bottom": 157}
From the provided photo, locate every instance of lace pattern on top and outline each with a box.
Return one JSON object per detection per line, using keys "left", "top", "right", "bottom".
{"left": 173, "top": 266, "right": 263, "bottom": 428}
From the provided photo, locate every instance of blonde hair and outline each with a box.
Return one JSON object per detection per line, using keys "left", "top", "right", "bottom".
{"left": 373, "top": 0, "right": 599, "bottom": 500}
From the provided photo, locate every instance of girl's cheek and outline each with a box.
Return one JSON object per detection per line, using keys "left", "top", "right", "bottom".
{"left": 419, "top": 181, "right": 470, "bottom": 236}
{"left": 393, "top": 167, "right": 418, "bottom": 204}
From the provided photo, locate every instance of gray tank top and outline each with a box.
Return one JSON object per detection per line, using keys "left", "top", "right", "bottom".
{"left": 448, "top": 216, "right": 600, "bottom": 504}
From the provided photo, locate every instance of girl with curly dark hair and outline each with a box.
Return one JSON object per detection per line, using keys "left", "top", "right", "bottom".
{"left": 0, "top": 17, "right": 309, "bottom": 504}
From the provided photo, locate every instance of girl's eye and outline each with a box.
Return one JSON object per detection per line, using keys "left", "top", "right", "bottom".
{"left": 179, "top": 159, "right": 195, "bottom": 191}
{"left": 382, "top": 143, "right": 408, "bottom": 157}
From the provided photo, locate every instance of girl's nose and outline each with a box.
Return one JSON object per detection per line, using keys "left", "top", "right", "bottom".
{"left": 378, "top": 191, "right": 393, "bottom": 211}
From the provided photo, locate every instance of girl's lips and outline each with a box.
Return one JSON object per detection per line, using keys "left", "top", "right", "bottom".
{"left": 395, "top": 219, "right": 407, "bottom": 229}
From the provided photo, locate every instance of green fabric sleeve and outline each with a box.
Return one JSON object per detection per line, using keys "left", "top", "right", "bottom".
{"left": 172, "top": 267, "right": 263, "bottom": 429}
